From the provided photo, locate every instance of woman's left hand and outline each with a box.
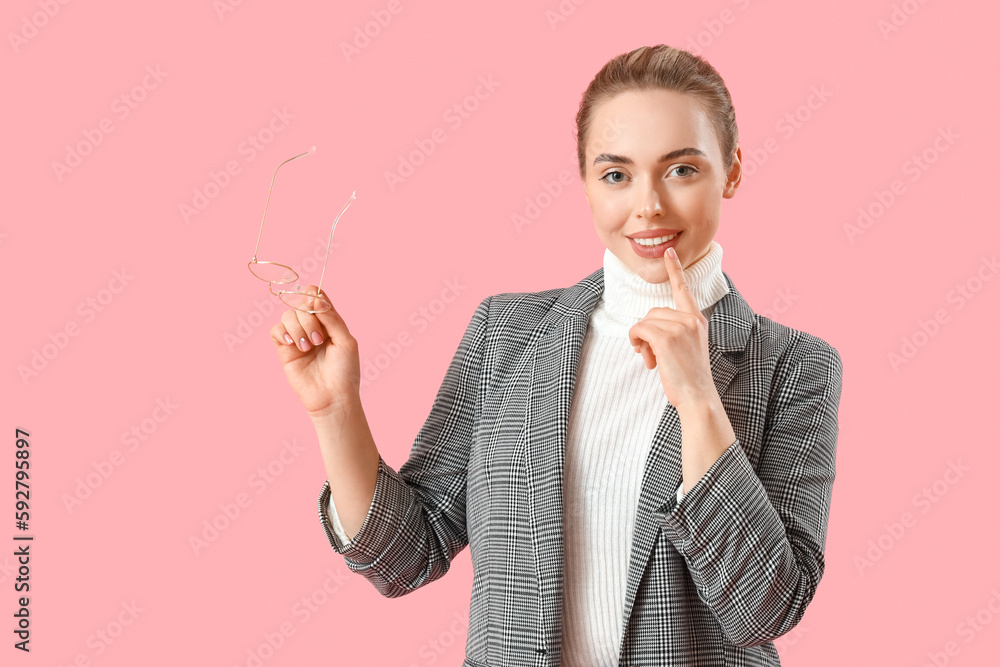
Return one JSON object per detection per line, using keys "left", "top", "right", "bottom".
{"left": 628, "top": 246, "right": 718, "bottom": 412}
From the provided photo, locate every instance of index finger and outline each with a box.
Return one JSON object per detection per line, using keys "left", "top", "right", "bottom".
{"left": 663, "top": 246, "right": 699, "bottom": 315}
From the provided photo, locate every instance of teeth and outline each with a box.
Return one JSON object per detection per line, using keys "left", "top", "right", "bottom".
{"left": 633, "top": 233, "right": 677, "bottom": 246}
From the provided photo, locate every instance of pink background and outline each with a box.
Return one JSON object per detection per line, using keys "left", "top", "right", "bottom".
{"left": 4, "top": 0, "right": 999, "bottom": 665}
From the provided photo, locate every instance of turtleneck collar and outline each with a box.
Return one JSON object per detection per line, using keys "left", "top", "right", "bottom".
{"left": 600, "top": 240, "right": 730, "bottom": 321}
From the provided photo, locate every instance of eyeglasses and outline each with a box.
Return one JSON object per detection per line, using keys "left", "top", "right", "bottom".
{"left": 247, "top": 146, "right": 356, "bottom": 314}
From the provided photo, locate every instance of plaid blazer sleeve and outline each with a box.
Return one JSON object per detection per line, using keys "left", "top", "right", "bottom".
{"left": 657, "top": 337, "right": 843, "bottom": 648}
{"left": 316, "top": 296, "right": 491, "bottom": 598}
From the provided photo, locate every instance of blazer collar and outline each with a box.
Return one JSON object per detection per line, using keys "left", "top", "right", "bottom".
{"left": 522, "top": 265, "right": 757, "bottom": 659}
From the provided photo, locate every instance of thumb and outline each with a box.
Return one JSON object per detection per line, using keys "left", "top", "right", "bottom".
{"left": 309, "top": 288, "right": 353, "bottom": 341}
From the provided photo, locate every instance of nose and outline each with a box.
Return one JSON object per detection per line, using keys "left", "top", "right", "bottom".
{"left": 635, "top": 179, "right": 664, "bottom": 218}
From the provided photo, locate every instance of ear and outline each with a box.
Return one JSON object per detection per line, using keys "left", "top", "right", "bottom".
{"left": 722, "top": 145, "right": 743, "bottom": 199}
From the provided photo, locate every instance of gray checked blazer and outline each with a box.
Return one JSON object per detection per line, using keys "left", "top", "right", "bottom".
{"left": 317, "top": 265, "right": 843, "bottom": 667}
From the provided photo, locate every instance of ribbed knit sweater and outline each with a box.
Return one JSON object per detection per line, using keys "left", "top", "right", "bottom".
{"left": 323, "top": 241, "right": 731, "bottom": 665}
{"left": 558, "top": 241, "right": 729, "bottom": 665}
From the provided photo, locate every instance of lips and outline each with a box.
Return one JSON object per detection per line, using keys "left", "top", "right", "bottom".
{"left": 628, "top": 231, "right": 681, "bottom": 258}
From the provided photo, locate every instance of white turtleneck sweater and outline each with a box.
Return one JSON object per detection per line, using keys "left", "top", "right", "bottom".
{"left": 323, "top": 241, "right": 731, "bottom": 665}
{"left": 558, "top": 241, "right": 730, "bottom": 665}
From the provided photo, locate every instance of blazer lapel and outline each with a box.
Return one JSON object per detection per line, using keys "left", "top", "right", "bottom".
{"left": 522, "top": 265, "right": 757, "bottom": 654}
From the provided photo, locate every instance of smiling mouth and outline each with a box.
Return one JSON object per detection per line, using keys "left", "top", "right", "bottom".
{"left": 627, "top": 231, "right": 682, "bottom": 258}
{"left": 630, "top": 232, "right": 680, "bottom": 247}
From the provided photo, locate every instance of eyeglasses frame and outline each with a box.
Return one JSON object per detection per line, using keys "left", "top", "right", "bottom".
{"left": 247, "top": 147, "right": 356, "bottom": 314}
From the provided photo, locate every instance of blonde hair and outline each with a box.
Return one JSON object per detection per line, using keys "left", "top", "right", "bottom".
{"left": 574, "top": 44, "right": 739, "bottom": 180}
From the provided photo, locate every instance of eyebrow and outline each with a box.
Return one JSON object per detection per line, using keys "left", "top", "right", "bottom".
{"left": 592, "top": 147, "right": 707, "bottom": 166}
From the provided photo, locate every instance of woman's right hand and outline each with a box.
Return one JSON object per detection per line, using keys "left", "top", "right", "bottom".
{"left": 269, "top": 284, "right": 361, "bottom": 419}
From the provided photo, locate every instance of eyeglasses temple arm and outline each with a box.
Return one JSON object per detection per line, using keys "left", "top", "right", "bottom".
{"left": 251, "top": 147, "right": 316, "bottom": 260}
{"left": 316, "top": 190, "right": 357, "bottom": 295}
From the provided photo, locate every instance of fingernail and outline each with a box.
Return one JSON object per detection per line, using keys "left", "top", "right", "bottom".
{"left": 299, "top": 337, "right": 311, "bottom": 351}
{"left": 311, "top": 331, "right": 323, "bottom": 345}
{"left": 284, "top": 334, "right": 294, "bottom": 345}
{"left": 667, "top": 247, "right": 677, "bottom": 260}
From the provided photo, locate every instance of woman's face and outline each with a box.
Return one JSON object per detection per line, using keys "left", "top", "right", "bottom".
{"left": 583, "top": 88, "right": 742, "bottom": 284}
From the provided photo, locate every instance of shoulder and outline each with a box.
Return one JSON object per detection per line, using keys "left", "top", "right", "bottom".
{"left": 755, "top": 312, "right": 841, "bottom": 364}
{"left": 747, "top": 310, "right": 843, "bottom": 395}
{"left": 717, "top": 272, "right": 843, "bottom": 387}
{"left": 486, "top": 284, "right": 567, "bottom": 323}
{"left": 472, "top": 266, "right": 603, "bottom": 344}
{"left": 472, "top": 284, "right": 568, "bottom": 351}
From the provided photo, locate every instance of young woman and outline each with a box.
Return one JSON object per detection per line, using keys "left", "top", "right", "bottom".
{"left": 270, "top": 44, "right": 843, "bottom": 667}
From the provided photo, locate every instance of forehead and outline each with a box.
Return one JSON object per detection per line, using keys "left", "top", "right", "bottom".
{"left": 586, "top": 89, "right": 717, "bottom": 157}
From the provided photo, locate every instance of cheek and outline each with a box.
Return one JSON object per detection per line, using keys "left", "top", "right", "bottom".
{"left": 589, "top": 194, "right": 620, "bottom": 225}
{"left": 595, "top": 193, "right": 628, "bottom": 219}
{"left": 673, "top": 183, "right": 717, "bottom": 217}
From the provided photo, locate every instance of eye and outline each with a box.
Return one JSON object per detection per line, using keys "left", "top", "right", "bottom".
{"left": 599, "top": 165, "right": 697, "bottom": 185}
{"left": 598, "top": 170, "right": 627, "bottom": 185}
